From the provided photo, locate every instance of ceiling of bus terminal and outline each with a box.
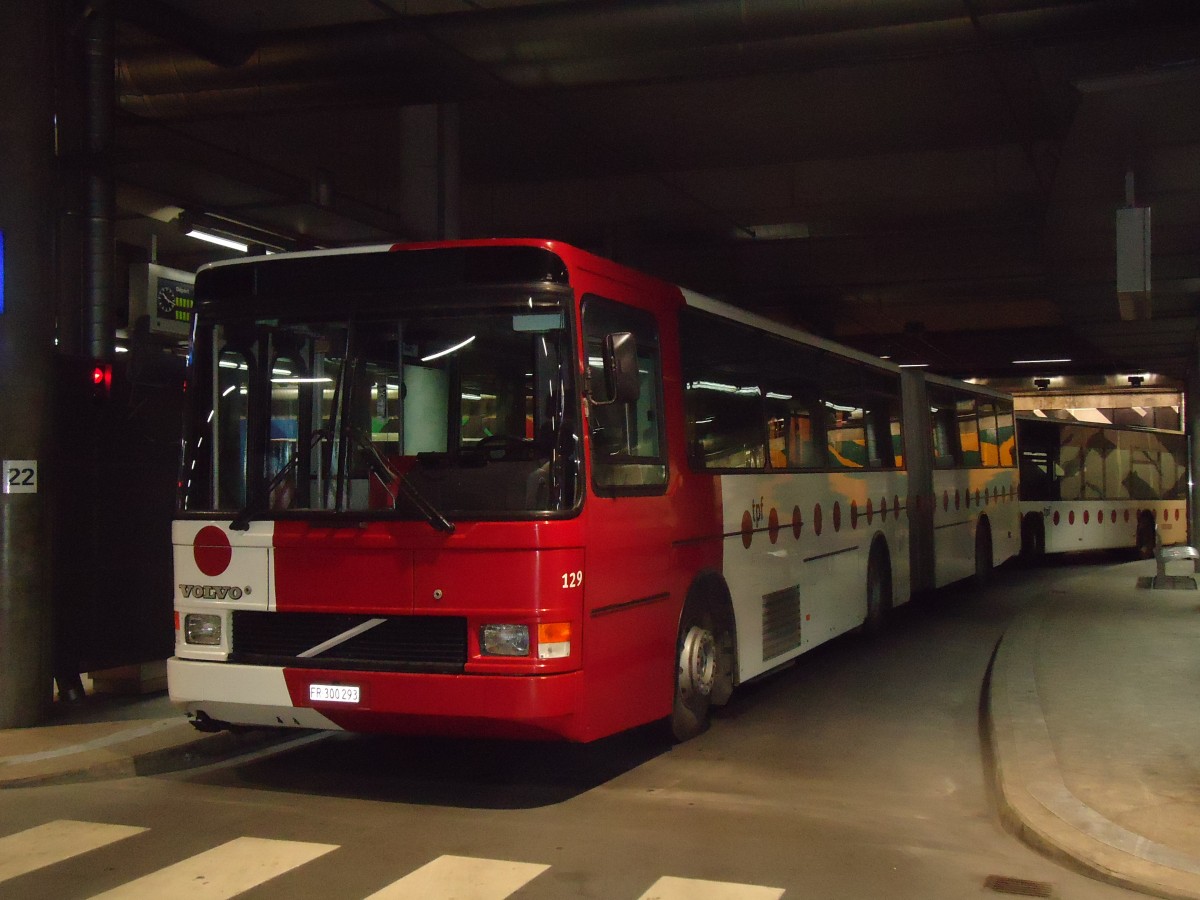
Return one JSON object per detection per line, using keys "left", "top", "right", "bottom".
{"left": 108, "top": 0, "right": 1200, "bottom": 382}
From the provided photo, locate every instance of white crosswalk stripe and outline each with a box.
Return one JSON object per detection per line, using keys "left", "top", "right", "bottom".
{"left": 87, "top": 835, "right": 337, "bottom": 899}
{"left": 363, "top": 854, "right": 550, "bottom": 899}
{"left": 0, "top": 820, "right": 147, "bottom": 884}
{"left": 638, "top": 875, "right": 786, "bottom": 900}
{"left": 2, "top": 819, "right": 791, "bottom": 899}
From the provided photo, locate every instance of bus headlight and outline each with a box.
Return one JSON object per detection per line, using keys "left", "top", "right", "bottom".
{"left": 480, "top": 624, "right": 530, "bottom": 656}
{"left": 184, "top": 613, "right": 222, "bottom": 646}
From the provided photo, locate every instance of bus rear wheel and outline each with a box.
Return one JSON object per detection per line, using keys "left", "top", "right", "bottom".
{"left": 1135, "top": 511, "right": 1157, "bottom": 558}
{"left": 671, "top": 605, "right": 719, "bottom": 742}
{"left": 863, "top": 542, "right": 892, "bottom": 637}
{"left": 975, "top": 518, "right": 994, "bottom": 586}
{"left": 1020, "top": 513, "right": 1045, "bottom": 559}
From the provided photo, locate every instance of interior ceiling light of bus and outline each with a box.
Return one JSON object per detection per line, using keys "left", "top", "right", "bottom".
{"left": 421, "top": 336, "right": 475, "bottom": 362}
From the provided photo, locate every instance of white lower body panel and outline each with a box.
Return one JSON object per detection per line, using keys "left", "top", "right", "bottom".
{"left": 169, "top": 658, "right": 343, "bottom": 730}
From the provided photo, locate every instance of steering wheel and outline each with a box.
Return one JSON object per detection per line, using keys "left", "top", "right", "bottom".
{"left": 475, "top": 433, "right": 529, "bottom": 460}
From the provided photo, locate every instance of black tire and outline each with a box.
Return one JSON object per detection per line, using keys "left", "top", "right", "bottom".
{"left": 975, "top": 518, "right": 994, "bottom": 586}
{"left": 1021, "top": 513, "right": 1045, "bottom": 559}
{"left": 863, "top": 541, "right": 892, "bottom": 637}
{"left": 1135, "top": 510, "right": 1157, "bottom": 559}
{"left": 670, "top": 604, "right": 719, "bottom": 742}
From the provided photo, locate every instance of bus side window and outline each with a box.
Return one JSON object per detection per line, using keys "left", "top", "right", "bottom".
{"left": 930, "top": 395, "right": 961, "bottom": 468}
{"left": 957, "top": 398, "right": 981, "bottom": 467}
{"left": 582, "top": 296, "right": 667, "bottom": 493}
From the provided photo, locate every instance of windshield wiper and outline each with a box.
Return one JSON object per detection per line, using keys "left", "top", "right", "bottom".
{"left": 349, "top": 426, "right": 455, "bottom": 534}
{"left": 230, "top": 429, "right": 329, "bottom": 531}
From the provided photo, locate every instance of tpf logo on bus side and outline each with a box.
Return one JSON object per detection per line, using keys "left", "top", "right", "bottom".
{"left": 179, "top": 584, "right": 248, "bottom": 600}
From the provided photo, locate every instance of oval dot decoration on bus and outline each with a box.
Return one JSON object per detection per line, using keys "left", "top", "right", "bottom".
{"left": 741, "top": 509, "right": 753, "bottom": 550}
{"left": 813, "top": 502, "right": 823, "bottom": 536}
{"left": 193, "top": 525, "right": 233, "bottom": 577}
{"left": 768, "top": 507, "right": 780, "bottom": 544}
{"left": 832, "top": 501, "right": 842, "bottom": 532}
{"left": 791, "top": 505, "right": 803, "bottom": 540}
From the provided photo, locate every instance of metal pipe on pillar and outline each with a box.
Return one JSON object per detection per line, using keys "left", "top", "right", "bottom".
{"left": 84, "top": 1, "right": 115, "bottom": 360}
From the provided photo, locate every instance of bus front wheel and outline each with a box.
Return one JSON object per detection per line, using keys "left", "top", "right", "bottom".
{"left": 671, "top": 604, "right": 719, "bottom": 742}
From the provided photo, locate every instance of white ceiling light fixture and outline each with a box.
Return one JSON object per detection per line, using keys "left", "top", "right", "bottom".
{"left": 186, "top": 228, "right": 249, "bottom": 253}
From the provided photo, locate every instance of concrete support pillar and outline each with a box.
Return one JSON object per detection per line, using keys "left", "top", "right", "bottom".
{"left": 399, "top": 105, "right": 460, "bottom": 241}
{"left": 1189, "top": 343, "right": 1200, "bottom": 548}
{"left": 0, "top": 0, "right": 58, "bottom": 726}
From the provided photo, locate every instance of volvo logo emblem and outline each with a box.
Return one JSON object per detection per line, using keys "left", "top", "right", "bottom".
{"left": 179, "top": 584, "right": 247, "bottom": 600}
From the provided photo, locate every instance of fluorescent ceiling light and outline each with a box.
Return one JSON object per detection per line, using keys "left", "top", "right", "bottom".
{"left": 898, "top": 363, "right": 928, "bottom": 368}
{"left": 186, "top": 229, "right": 248, "bottom": 253}
{"left": 1012, "top": 358, "right": 1071, "bottom": 365}
{"left": 421, "top": 336, "right": 476, "bottom": 362}
{"left": 732, "top": 223, "right": 811, "bottom": 240}
{"left": 270, "top": 376, "right": 334, "bottom": 384}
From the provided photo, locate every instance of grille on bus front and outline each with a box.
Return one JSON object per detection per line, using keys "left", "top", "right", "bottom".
{"left": 230, "top": 611, "right": 467, "bottom": 673}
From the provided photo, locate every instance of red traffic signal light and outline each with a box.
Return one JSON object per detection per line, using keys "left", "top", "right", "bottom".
{"left": 91, "top": 363, "right": 112, "bottom": 397}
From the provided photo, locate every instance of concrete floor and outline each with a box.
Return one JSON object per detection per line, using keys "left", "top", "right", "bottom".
{"left": 0, "top": 561, "right": 1145, "bottom": 899}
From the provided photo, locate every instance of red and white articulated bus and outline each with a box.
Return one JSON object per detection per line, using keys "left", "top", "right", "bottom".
{"left": 1017, "top": 415, "right": 1187, "bottom": 557}
{"left": 170, "top": 239, "right": 1018, "bottom": 743}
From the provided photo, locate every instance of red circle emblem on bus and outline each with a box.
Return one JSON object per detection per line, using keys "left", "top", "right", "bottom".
{"left": 813, "top": 503, "right": 823, "bottom": 536}
{"left": 792, "top": 505, "right": 803, "bottom": 540}
{"left": 832, "top": 501, "right": 842, "bottom": 532}
{"left": 741, "top": 510, "right": 753, "bottom": 550}
{"left": 768, "top": 507, "right": 780, "bottom": 544}
{"left": 193, "top": 526, "right": 232, "bottom": 577}
{"left": 1069, "top": 510, "right": 1075, "bottom": 525}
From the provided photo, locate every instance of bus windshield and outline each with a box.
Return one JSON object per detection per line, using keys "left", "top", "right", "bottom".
{"left": 181, "top": 303, "right": 580, "bottom": 523}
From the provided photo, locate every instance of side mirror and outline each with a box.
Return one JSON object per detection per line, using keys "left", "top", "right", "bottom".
{"left": 593, "top": 332, "right": 639, "bottom": 406}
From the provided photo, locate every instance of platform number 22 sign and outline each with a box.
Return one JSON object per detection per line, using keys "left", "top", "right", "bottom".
{"left": 3, "top": 460, "right": 37, "bottom": 494}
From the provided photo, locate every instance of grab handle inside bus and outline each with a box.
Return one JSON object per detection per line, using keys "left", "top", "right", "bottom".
{"left": 593, "top": 331, "right": 639, "bottom": 406}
